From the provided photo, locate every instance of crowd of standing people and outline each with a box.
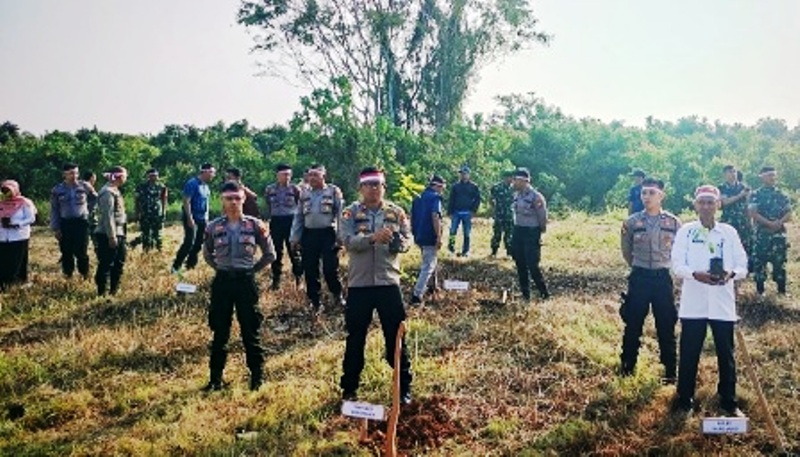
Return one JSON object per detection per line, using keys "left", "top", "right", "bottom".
{"left": 0, "top": 160, "right": 793, "bottom": 416}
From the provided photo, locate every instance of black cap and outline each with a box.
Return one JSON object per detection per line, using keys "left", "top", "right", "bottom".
{"left": 200, "top": 163, "right": 214, "bottom": 171}
{"left": 275, "top": 163, "right": 292, "bottom": 173}
{"left": 513, "top": 167, "right": 531, "bottom": 180}
{"left": 429, "top": 175, "right": 446, "bottom": 186}
{"left": 630, "top": 169, "right": 646, "bottom": 178}
{"left": 759, "top": 166, "right": 776, "bottom": 174}
{"left": 146, "top": 168, "right": 158, "bottom": 175}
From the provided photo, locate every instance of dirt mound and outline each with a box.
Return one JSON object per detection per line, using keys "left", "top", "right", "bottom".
{"left": 367, "top": 395, "right": 463, "bottom": 452}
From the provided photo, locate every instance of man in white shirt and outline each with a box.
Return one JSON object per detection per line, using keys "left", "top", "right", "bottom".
{"left": 670, "top": 185, "right": 748, "bottom": 417}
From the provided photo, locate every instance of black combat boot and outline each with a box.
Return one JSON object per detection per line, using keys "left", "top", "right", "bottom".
{"left": 249, "top": 369, "right": 263, "bottom": 391}
{"left": 203, "top": 369, "right": 225, "bottom": 392}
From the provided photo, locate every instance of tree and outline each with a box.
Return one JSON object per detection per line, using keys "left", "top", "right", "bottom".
{"left": 237, "top": 0, "right": 548, "bottom": 131}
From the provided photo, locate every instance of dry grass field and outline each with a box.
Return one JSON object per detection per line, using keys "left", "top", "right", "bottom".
{"left": 0, "top": 211, "right": 798, "bottom": 456}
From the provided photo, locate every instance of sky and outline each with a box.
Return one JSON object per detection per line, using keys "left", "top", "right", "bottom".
{"left": 1, "top": 0, "right": 799, "bottom": 134}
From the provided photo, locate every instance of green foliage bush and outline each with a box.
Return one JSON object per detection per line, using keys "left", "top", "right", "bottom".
{"left": 2, "top": 90, "right": 798, "bottom": 222}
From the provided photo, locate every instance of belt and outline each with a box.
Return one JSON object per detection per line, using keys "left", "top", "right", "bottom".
{"left": 631, "top": 266, "right": 670, "bottom": 277}
{"left": 216, "top": 269, "right": 254, "bottom": 279}
{"left": 514, "top": 225, "right": 542, "bottom": 231}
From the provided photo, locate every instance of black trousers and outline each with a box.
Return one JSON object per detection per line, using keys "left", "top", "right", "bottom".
{"left": 59, "top": 218, "right": 90, "bottom": 277}
{"left": 301, "top": 227, "right": 342, "bottom": 305}
{"left": 620, "top": 267, "right": 677, "bottom": 375}
{"left": 208, "top": 271, "right": 264, "bottom": 380}
{"left": 173, "top": 214, "right": 206, "bottom": 270}
{"left": 0, "top": 239, "right": 28, "bottom": 290}
{"left": 511, "top": 226, "right": 549, "bottom": 299}
{"left": 677, "top": 319, "right": 737, "bottom": 411}
{"left": 94, "top": 234, "right": 126, "bottom": 295}
{"left": 270, "top": 215, "right": 302, "bottom": 281}
{"left": 340, "top": 285, "right": 412, "bottom": 395}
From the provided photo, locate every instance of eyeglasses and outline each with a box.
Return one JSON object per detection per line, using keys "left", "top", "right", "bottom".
{"left": 640, "top": 188, "right": 662, "bottom": 196}
{"left": 223, "top": 195, "right": 243, "bottom": 201}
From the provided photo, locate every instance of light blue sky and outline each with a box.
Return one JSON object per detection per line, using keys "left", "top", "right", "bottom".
{"left": 2, "top": 0, "right": 799, "bottom": 134}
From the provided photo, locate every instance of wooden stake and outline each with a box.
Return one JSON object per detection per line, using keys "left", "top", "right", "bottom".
{"left": 735, "top": 327, "right": 788, "bottom": 454}
{"left": 384, "top": 321, "right": 406, "bottom": 457}
{"left": 358, "top": 418, "right": 369, "bottom": 444}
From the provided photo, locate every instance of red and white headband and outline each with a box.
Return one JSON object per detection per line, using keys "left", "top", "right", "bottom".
{"left": 694, "top": 185, "right": 720, "bottom": 201}
{"left": 359, "top": 171, "right": 385, "bottom": 184}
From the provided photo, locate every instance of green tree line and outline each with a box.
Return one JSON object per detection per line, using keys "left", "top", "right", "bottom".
{"left": 2, "top": 88, "right": 798, "bottom": 218}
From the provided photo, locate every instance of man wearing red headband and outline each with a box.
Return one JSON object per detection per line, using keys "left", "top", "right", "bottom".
{"left": 671, "top": 185, "right": 748, "bottom": 418}
{"left": 340, "top": 167, "right": 413, "bottom": 404}
{"left": 93, "top": 166, "right": 129, "bottom": 296}
{"left": 290, "top": 164, "right": 345, "bottom": 313}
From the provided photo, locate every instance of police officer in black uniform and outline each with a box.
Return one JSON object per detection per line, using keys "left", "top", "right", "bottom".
{"left": 619, "top": 178, "right": 681, "bottom": 382}
{"left": 202, "top": 181, "right": 276, "bottom": 391}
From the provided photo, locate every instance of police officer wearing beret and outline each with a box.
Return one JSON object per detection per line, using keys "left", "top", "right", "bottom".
{"left": 202, "top": 181, "right": 276, "bottom": 391}
{"left": 340, "top": 167, "right": 414, "bottom": 404}
{"left": 619, "top": 178, "right": 681, "bottom": 382}
{"left": 264, "top": 164, "right": 303, "bottom": 290}
{"left": 290, "top": 164, "right": 345, "bottom": 312}
{"left": 511, "top": 168, "right": 550, "bottom": 301}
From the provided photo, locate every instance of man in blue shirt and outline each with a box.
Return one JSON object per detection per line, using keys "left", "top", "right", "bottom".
{"left": 410, "top": 175, "right": 446, "bottom": 305}
{"left": 628, "top": 169, "right": 646, "bottom": 214}
{"left": 172, "top": 163, "right": 215, "bottom": 272}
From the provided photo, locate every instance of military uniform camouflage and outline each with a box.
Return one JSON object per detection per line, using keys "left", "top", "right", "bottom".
{"left": 749, "top": 185, "right": 791, "bottom": 293}
{"left": 719, "top": 181, "right": 752, "bottom": 258}
{"left": 135, "top": 181, "right": 167, "bottom": 251}
{"left": 490, "top": 180, "right": 514, "bottom": 255}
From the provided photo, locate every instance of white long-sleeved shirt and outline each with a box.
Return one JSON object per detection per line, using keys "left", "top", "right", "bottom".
{"left": 671, "top": 220, "right": 748, "bottom": 321}
{"left": 0, "top": 202, "right": 37, "bottom": 242}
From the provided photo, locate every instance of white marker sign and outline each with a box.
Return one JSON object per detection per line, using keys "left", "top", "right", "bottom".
{"left": 702, "top": 417, "right": 749, "bottom": 434}
{"left": 176, "top": 283, "right": 197, "bottom": 293}
{"left": 341, "top": 401, "right": 386, "bottom": 421}
{"left": 443, "top": 280, "right": 469, "bottom": 291}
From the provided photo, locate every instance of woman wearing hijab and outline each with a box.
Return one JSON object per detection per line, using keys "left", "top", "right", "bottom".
{"left": 0, "top": 180, "right": 37, "bottom": 290}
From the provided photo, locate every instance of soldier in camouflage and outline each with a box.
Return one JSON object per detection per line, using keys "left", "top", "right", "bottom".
{"left": 748, "top": 166, "right": 792, "bottom": 296}
{"left": 490, "top": 171, "right": 514, "bottom": 257}
{"left": 133, "top": 169, "right": 168, "bottom": 251}
{"left": 718, "top": 165, "right": 751, "bottom": 265}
